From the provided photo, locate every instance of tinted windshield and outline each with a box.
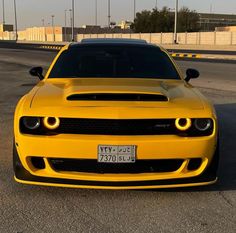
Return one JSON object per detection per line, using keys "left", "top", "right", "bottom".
{"left": 49, "top": 45, "right": 180, "bottom": 79}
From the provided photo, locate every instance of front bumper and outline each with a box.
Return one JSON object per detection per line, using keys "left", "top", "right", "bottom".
{"left": 14, "top": 136, "right": 219, "bottom": 189}
{"left": 14, "top": 168, "right": 218, "bottom": 190}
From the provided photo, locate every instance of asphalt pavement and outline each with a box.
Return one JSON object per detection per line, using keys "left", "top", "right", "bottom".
{"left": 0, "top": 48, "right": 236, "bottom": 233}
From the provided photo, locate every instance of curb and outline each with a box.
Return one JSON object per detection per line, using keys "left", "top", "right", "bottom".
{"left": 39, "top": 45, "right": 62, "bottom": 50}
{"left": 171, "top": 53, "right": 202, "bottom": 59}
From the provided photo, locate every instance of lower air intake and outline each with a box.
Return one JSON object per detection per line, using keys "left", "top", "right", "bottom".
{"left": 49, "top": 159, "right": 184, "bottom": 174}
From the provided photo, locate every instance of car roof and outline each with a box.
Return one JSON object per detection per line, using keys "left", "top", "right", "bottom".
{"left": 69, "top": 38, "right": 159, "bottom": 49}
{"left": 81, "top": 38, "right": 148, "bottom": 44}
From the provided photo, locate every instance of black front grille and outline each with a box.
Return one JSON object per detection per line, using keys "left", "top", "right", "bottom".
{"left": 49, "top": 159, "right": 184, "bottom": 174}
{"left": 56, "top": 118, "right": 176, "bottom": 135}
{"left": 20, "top": 117, "right": 214, "bottom": 136}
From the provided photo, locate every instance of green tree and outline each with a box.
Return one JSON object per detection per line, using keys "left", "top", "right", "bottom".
{"left": 178, "top": 7, "right": 200, "bottom": 32}
{"left": 132, "top": 10, "right": 152, "bottom": 33}
{"left": 132, "top": 6, "right": 200, "bottom": 33}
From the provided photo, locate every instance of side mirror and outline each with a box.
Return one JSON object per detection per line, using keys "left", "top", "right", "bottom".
{"left": 185, "top": 68, "right": 200, "bottom": 82}
{"left": 29, "top": 67, "right": 44, "bottom": 80}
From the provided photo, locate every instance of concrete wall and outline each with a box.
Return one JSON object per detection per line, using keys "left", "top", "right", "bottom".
{"left": 0, "top": 31, "right": 15, "bottom": 40}
{"left": 77, "top": 31, "right": 236, "bottom": 45}
{"left": 1, "top": 27, "right": 236, "bottom": 45}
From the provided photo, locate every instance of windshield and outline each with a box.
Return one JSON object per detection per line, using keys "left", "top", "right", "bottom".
{"left": 48, "top": 45, "right": 180, "bottom": 79}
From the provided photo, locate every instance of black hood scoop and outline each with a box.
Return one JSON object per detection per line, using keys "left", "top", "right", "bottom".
{"left": 67, "top": 93, "right": 168, "bottom": 102}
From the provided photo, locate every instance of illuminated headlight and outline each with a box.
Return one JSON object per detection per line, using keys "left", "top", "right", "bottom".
{"left": 23, "top": 117, "right": 40, "bottom": 130}
{"left": 43, "top": 117, "right": 60, "bottom": 130}
{"left": 175, "top": 118, "right": 191, "bottom": 131}
{"left": 194, "top": 118, "right": 212, "bottom": 131}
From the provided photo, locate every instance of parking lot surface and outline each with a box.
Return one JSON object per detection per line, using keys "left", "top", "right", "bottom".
{"left": 0, "top": 48, "right": 236, "bottom": 233}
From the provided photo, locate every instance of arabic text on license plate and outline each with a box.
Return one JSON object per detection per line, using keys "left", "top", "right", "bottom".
{"left": 98, "top": 145, "right": 136, "bottom": 163}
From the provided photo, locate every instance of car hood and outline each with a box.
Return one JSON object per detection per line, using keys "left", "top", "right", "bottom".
{"left": 30, "top": 78, "right": 204, "bottom": 110}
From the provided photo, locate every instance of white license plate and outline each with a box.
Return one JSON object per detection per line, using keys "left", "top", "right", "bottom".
{"left": 98, "top": 145, "right": 136, "bottom": 163}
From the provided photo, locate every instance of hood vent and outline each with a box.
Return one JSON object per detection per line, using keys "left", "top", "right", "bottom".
{"left": 67, "top": 93, "right": 168, "bottom": 102}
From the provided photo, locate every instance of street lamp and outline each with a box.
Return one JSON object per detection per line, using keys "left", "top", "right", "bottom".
{"left": 95, "top": 0, "right": 97, "bottom": 26}
{"left": 13, "top": 0, "right": 18, "bottom": 41}
{"left": 71, "top": 0, "right": 75, "bottom": 42}
{"left": 69, "top": 9, "right": 72, "bottom": 41}
{"left": 174, "top": 0, "right": 178, "bottom": 44}
{"left": 2, "top": 0, "right": 5, "bottom": 24}
{"left": 108, "top": 0, "right": 111, "bottom": 28}
{"left": 51, "top": 15, "right": 55, "bottom": 42}
{"left": 133, "top": 0, "right": 136, "bottom": 21}
{"left": 42, "top": 19, "right": 46, "bottom": 41}
{"left": 64, "top": 10, "right": 67, "bottom": 41}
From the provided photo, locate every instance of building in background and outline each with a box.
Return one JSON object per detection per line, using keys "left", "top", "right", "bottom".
{"left": 198, "top": 13, "right": 236, "bottom": 31}
{"left": 215, "top": 26, "right": 236, "bottom": 32}
{"left": 0, "top": 24, "right": 14, "bottom": 40}
{"left": 0, "top": 24, "right": 14, "bottom": 32}
{"left": 17, "top": 26, "right": 132, "bottom": 42}
{"left": 117, "top": 21, "right": 132, "bottom": 29}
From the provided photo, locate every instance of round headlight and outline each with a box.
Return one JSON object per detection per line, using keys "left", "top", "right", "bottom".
{"left": 175, "top": 118, "right": 191, "bottom": 131}
{"left": 43, "top": 117, "right": 60, "bottom": 130}
{"left": 194, "top": 119, "right": 212, "bottom": 131}
{"left": 23, "top": 117, "right": 40, "bottom": 130}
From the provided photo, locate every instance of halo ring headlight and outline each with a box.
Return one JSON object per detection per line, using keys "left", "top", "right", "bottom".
{"left": 23, "top": 117, "right": 40, "bottom": 130}
{"left": 175, "top": 118, "right": 191, "bottom": 131}
{"left": 194, "top": 119, "right": 212, "bottom": 131}
{"left": 43, "top": 117, "right": 60, "bottom": 130}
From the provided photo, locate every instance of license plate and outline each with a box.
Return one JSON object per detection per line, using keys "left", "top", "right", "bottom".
{"left": 98, "top": 145, "right": 136, "bottom": 163}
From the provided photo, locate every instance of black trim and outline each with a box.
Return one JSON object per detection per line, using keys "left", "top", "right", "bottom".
{"left": 67, "top": 93, "right": 168, "bottom": 102}
{"left": 19, "top": 117, "right": 214, "bottom": 137}
{"left": 13, "top": 142, "right": 219, "bottom": 188}
{"left": 69, "top": 41, "right": 156, "bottom": 49}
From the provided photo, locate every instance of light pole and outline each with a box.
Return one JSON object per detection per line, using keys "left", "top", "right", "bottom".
{"left": 133, "top": 0, "right": 136, "bottom": 21}
{"left": 42, "top": 19, "right": 46, "bottom": 41}
{"left": 174, "top": 0, "right": 178, "bottom": 44}
{"left": 2, "top": 0, "right": 5, "bottom": 24}
{"left": 155, "top": 0, "right": 158, "bottom": 9}
{"left": 51, "top": 15, "right": 55, "bottom": 42}
{"left": 71, "top": 0, "right": 75, "bottom": 42}
{"left": 108, "top": 0, "right": 111, "bottom": 28}
{"left": 64, "top": 10, "right": 67, "bottom": 41}
{"left": 95, "top": 0, "right": 97, "bottom": 26}
{"left": 69, "top": 9, "right": 72, "bottom": 41}
{"left": 13, "top": 0, "right": 18, "bottom": 41}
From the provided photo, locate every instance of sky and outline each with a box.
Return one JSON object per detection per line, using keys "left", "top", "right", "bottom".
{"left": 2, "top": 0, "right": 236, "bottom": 30}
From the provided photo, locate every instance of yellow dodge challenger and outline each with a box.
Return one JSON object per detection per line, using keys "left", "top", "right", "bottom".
{"left": 13, "top": 39, "right": 219, "bottom": 189}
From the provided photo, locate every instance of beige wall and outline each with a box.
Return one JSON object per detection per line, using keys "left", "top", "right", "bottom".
{"left": 77, "top": 31, "right": 236, "bottom": 45}
{"left": 0, "top": 31, "right": 15, "bottom": 40}
{"left": 1, "top": 26, "right": 236, "bottom": 46}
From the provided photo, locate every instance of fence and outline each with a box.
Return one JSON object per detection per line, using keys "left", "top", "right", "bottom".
{"left": 77, "top": 31, "right": 236, "bottom": 45}
{"left": 1, "top": 30, "right": 236, "bottom": 45}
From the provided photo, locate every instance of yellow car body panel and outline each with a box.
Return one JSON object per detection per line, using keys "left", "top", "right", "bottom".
{"left": 14, "top": 41, "right": 218, "bottom": 189}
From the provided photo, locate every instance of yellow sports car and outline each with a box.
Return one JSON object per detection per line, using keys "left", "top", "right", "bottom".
{"left": 14, "top": 39, "right": 219, "bottom": 189}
